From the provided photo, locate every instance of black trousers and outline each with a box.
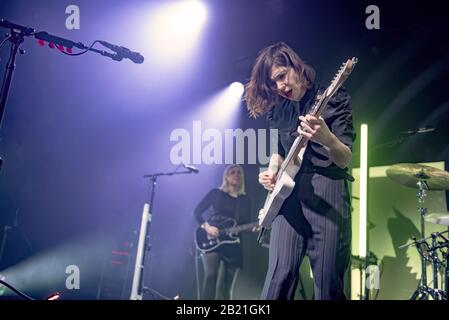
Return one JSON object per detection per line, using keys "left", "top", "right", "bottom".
{"left": 261, "top": 173, "right": 351, "bottom": 300}
{"left": 201, "top": 251, "right": 239, "bottom": 300}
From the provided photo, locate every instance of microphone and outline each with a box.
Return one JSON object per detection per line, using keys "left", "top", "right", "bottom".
{"left": 401, "top": 126, "right": 435, "bottom": 136}
{"left": 183, "top": 164, "right": 199, "bottom": 174}
{"left": 415, "top": 126, "right": 435, "bottom": 134}
{"left": 98, "top": 40, "right": 144, "bottom": 64}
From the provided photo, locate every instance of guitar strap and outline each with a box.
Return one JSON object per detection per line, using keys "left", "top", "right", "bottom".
{"left": 235, "top": 196, "right": 240, "bottom": 223}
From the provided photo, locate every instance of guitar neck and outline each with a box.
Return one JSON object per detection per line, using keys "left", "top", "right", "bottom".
{"left": 279, "top": 92, "right": 331, "bottom": 174}
{"left": 225, "top": 222, "right": 258, "bottom": 234}
{"left": 277, "top": 57, "right": 357, "bottom": 176}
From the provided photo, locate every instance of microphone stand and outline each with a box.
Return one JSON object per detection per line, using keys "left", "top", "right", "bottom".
{"left": 0, "top": 19, "right": 139, "bottom": 171}
{"left": 352, "top": 128, "right": 435, "bottom": 158}
{"left": 130, "top": 167, "right": 195, "bottom": 300}
{"left": 0, "top": 20, "right": 30, "bottom": 171}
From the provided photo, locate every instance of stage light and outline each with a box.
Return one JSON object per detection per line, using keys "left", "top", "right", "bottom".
{"left": 359, "top": 124, "right": 368, "bottom": 259}
{"left": 0, "top": 234, "right": 112, "bottom": 300}
{"left": 148, "top": 0, "right": 208, "bottom": 65}
{"left": 199, "top": 83, "right": 244, "bottom": 126}
{"left": 169, "top": 83, "right": 246, "bottom": 166}
{"left": 229, "top": 82, "right": 244, "bottom": 96}
{"left": 46, "top": 292, "right": 61, "bottom": 300}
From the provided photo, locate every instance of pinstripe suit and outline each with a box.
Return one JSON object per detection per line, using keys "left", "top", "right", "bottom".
{"left": 261, "top": 85, "right": 354, "bottom": 300}
{"left": 261, "top": 172, "right": 351, "bottom": 300}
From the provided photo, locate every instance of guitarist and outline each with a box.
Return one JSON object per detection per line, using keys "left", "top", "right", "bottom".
{"left": 194, "top": 165, "right": 253, "bottom": 300}
{"left": 244, "top": 42, "right": 355, "bottom": 300}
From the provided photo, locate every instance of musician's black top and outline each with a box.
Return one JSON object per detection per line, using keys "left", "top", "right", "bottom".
{"left": 267, "top": 84, "right": 355, "bottom": 181}
{"left": 194, "top": 188, "right": 252, "bottom": 268}
{"left": 194, "top": 188, "right": 252, "bottom": 225}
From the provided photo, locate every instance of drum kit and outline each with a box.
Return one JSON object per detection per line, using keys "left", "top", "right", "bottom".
{"left": 386, "top": 163, "right": 449, "bottom": 300}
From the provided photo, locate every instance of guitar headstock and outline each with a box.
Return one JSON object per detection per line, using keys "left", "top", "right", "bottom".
{"left": 325, "top": 57, "right": 358, "bottom": 97}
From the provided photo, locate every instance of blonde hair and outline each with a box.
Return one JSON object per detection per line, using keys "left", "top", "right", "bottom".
{"left": 219, "top": 164, "right": 246, "bottom": 196}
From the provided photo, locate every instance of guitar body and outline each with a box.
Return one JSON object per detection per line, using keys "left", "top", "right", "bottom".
{"left": 259, "top": 147, "right": 305, "bottom": 227}
{"left": 195, "top": 216, "right": 239, "bottom": 253}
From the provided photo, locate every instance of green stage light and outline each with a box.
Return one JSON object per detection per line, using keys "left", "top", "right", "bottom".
{"left": 359, "top": 124, "right": 368, "bottom": 259}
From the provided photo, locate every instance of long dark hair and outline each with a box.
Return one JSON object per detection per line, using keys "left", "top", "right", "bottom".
{"left": 244, "top": 42, "right": 315, "bottom": 118}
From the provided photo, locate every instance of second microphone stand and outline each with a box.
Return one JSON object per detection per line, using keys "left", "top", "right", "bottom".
{"left": 130, "top": 166, "right": 196, "bottom": 300}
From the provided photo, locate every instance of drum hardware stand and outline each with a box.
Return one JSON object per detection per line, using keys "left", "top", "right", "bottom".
{"left": 387, "top": 163, "right": 449, "bottom": 300}
{"left": 428, "top": 233, "right": 447, "bottom": 300}
{"left": 349, "top": 255, "right": 365, "bottom": 300}
{"left": 441, "top": 241, "right": 448, "bottom": 299}
{"left": 409, "top": 179, "right": 433, "bottom": 300}
{"left": 351, "top": 252, "right": 378, "bottom": 300}
{"left": 404, "top": 231, "right": 449, "bottom": 300}
{"left": 427, "top": 232, "right": 449, "bottom": 300}
{"left": 364, "top": 251, "right": 378, "bottom": 300}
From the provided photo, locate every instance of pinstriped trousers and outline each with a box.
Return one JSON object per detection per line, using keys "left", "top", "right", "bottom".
{"left": 261, "top": 172, "right": 351, "bottom": 300}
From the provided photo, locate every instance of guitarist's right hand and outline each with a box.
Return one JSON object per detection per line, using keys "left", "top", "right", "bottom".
{"left": 259, "top": 170, "right": 276, "bottom": 191}
{"left": 202, "top": 222, "right": 219, "bottom": 237}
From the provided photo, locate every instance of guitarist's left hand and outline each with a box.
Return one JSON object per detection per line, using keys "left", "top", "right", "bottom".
{"left": 298, "top": 115, "right": 334, "bottom": 148}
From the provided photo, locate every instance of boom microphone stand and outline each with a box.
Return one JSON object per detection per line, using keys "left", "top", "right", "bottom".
{"left": 0, "top": 20, "right": 33, "bottom": 170}
{"left": 0, "top": 19, "right": 143, "bottom": 171}
{"left": 130, "top": 164, "right": 198, "bottom": 300}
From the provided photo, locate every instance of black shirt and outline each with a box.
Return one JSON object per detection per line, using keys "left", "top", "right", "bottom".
{"left": 194, "top": 188, "right": 252, "bottom": 268}
{"left": 194, "top": 188, "right": 252, "bottom": 225}
{"left": 267, "top": 84, "right": 355, "bottom": 180}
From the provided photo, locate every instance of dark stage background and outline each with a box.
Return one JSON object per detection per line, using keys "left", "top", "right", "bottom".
{"left": 0, "top": 0, "right": 448, "bottom": 299}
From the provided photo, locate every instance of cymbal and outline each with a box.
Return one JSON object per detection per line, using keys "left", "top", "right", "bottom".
{"left": 424, "top": 213, "right": 449, "bottom": 226}
{"left": 386, "top": 163, "right": 449, "bottom": 190}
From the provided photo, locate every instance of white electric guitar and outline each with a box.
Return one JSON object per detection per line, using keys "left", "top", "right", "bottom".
{"left": 257, "top": 57, "right": 358, "bottom": 233}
